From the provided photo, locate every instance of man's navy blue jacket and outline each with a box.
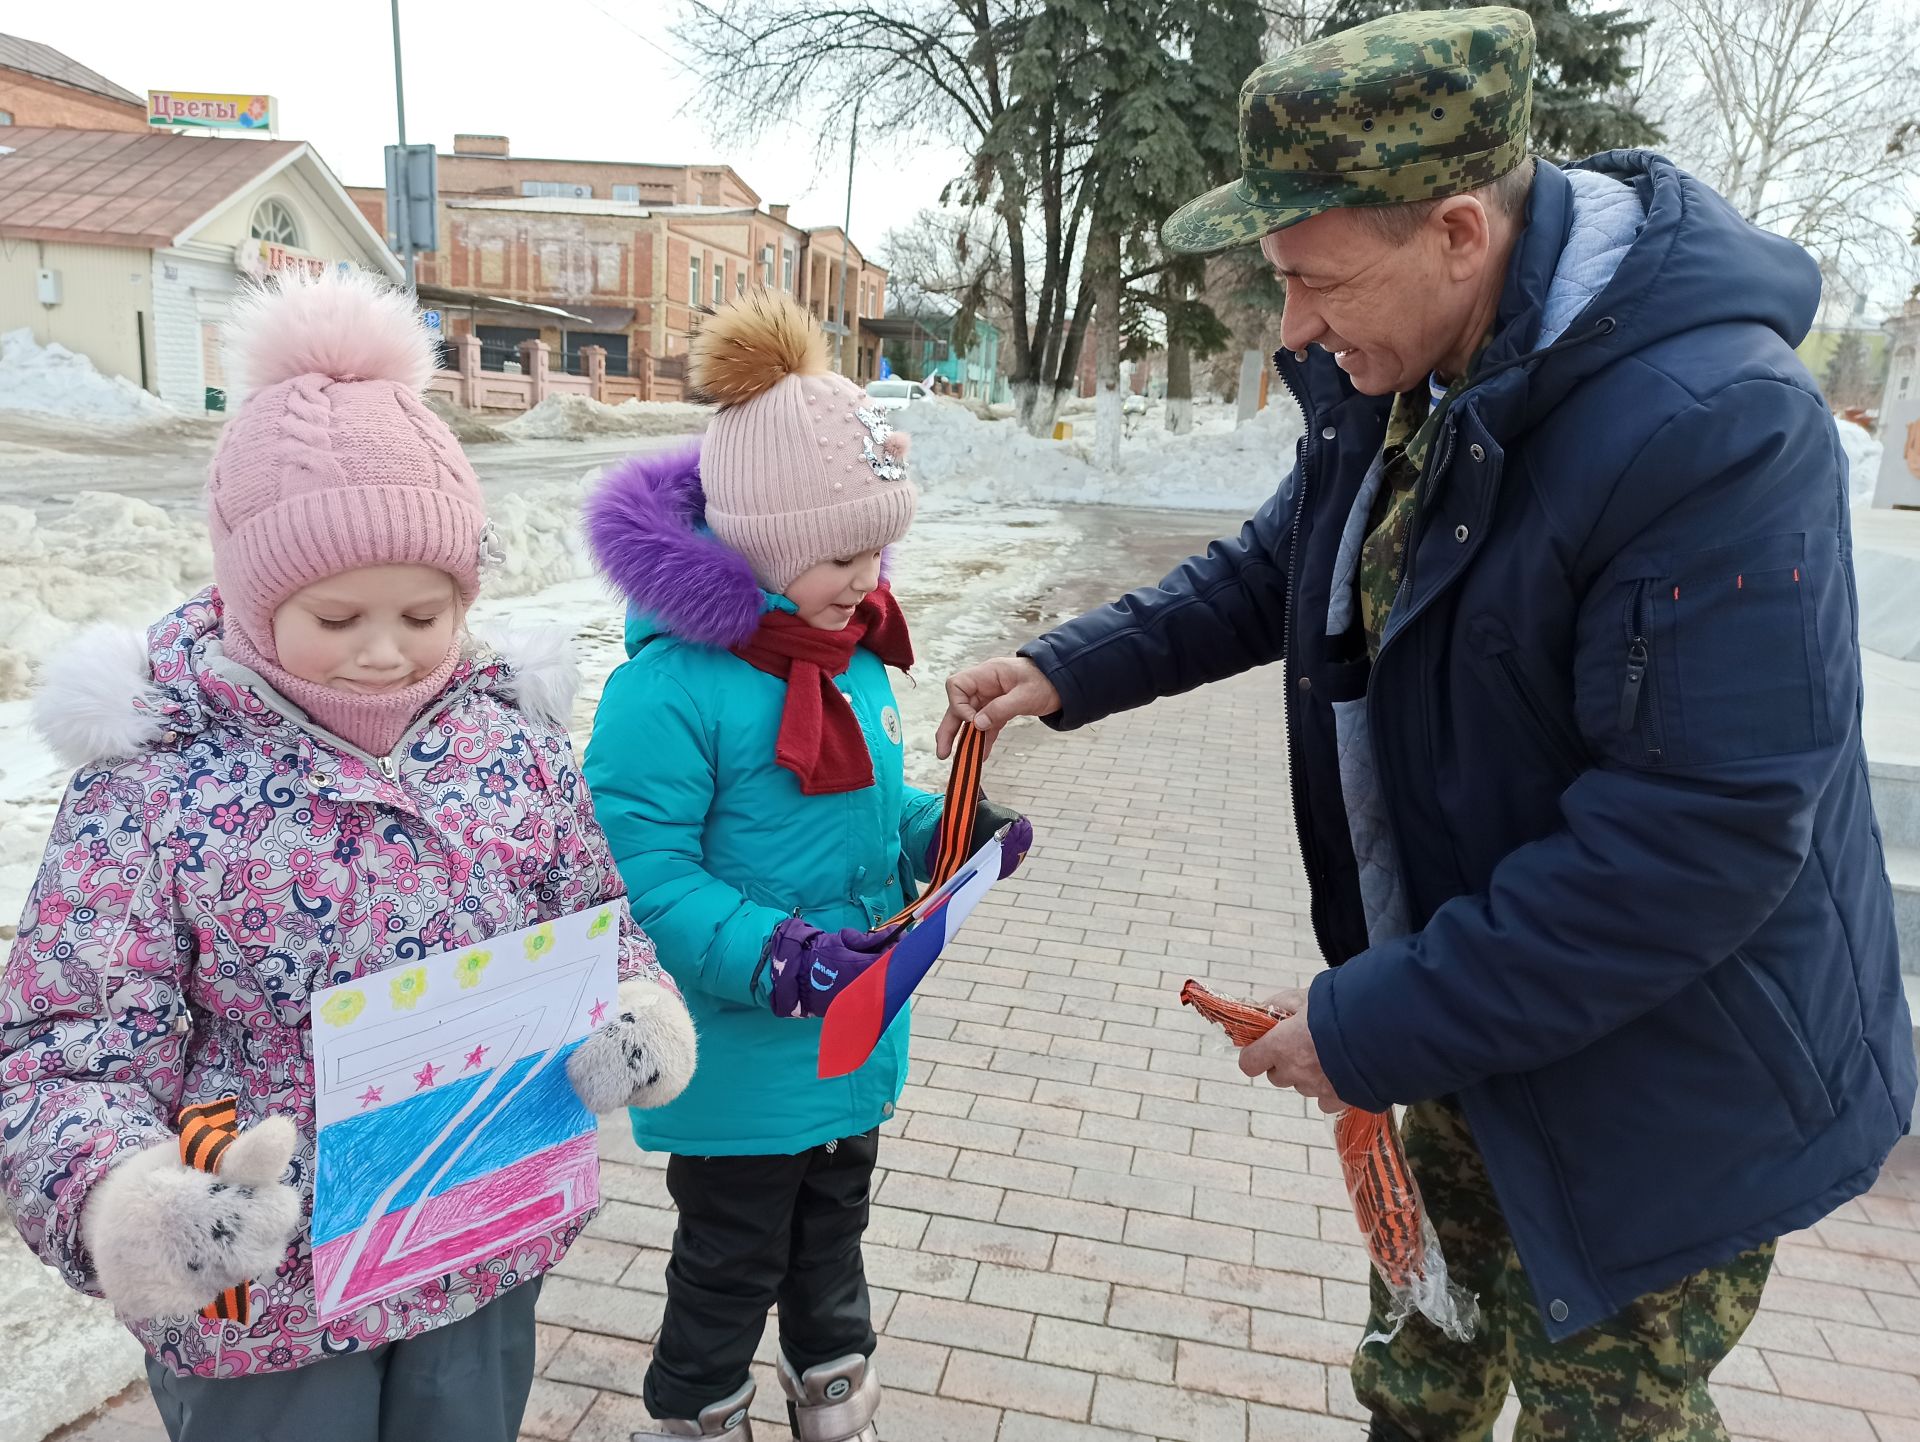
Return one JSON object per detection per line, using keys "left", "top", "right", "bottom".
{"left": 1022, "top": 153, "right": 1915, "bottom": 1338}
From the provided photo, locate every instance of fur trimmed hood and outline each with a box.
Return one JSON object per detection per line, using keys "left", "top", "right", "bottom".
{"left": 583, "top": 441, "right": 766, "bottom": 650}
{"left": 34, "top": 591, "right": 580, "bottom": 771}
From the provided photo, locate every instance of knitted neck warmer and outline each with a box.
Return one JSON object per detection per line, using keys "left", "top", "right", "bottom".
{"left": 223, "top": 622, "right": 461, "bottom": 760}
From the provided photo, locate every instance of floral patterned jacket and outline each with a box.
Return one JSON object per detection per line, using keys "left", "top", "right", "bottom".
{"left": 0, "top": 590, "right": 668, "bottom": 1377}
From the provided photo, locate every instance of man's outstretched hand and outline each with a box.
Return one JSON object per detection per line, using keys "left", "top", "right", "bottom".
{"left": 937, "top": 656, "right": 1063, "bottom": 759}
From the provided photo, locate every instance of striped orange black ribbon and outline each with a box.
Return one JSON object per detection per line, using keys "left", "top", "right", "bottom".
{"left": 176, "top": 1097, "right": 250, "bottom": 1324}
{"left": 881, "top": 723, "right": 986, "bottom": 928}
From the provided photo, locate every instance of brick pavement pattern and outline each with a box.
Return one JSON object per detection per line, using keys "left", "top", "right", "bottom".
{"left": 52, "top": 667, "right": 1920, "bottom": 1442}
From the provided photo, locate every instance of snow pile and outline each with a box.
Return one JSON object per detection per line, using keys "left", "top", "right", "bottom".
{"left": 1836, "top": 416, "right": 1882, "bottom": 509}
{"left": 0, "top": 478, "right": 603, "bottom": 701}
{"left": 899, "top": 396, "right": 1302, "bottom": 512}
{"left": 425, "top": 393, "right": 511, "bottom": 445}
{"left": 503, "top": 394, "right": 710, "bottom": 441}
{"left": 485, "top": 481, "right": 598, "bottom": 598}
{"left": 0, "top": 329, "right": 171, "bottom": 425}
{"left": 0, "top": 495, "right": 213, "bottom": 699}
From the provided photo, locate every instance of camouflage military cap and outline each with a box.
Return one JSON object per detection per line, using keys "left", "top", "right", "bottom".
{"left": 1162, "top": 6, "right": 1535, "bottom": 255}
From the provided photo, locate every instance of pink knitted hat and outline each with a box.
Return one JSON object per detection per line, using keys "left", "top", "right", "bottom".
{"left": 691, "top": 290, "right": 916, "bottom": 593}
{"left": 207, "top": 268, "right": 487, "bottom": 664}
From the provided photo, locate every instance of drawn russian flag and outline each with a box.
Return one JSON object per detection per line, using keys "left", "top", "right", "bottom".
{"left": 310, "top": 1045, "right": 598, "bottom": 1320}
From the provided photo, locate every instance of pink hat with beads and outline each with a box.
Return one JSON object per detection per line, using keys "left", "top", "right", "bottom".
{"left": 206, "top": 268, "right": 487, "bottom": 664}
{"left": 690, "top": 290, "right": 916, "bottom": 594}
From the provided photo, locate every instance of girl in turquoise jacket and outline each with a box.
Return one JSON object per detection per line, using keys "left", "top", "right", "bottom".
{"left": 582, "top": 292, "right": 1027, "bottom": 1442}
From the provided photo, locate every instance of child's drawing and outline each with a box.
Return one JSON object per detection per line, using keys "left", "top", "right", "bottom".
{"left": 309, "top": 903, "right": 620, "bottom": 1320}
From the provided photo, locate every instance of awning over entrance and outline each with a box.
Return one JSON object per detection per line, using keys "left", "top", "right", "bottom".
{"left": 414, "top": 284, "right": 596, "bottom": 327}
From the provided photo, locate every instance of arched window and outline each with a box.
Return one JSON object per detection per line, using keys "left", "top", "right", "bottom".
{"left": 249, "top": 198, "right": 303, "bottom": 247}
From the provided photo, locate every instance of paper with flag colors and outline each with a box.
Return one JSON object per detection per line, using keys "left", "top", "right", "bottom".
{"left": 817, "top": 831, "right": 1004, "bottom": 1079}
{"left": 308, "top": 905, "right": 619, "bottom": 1320}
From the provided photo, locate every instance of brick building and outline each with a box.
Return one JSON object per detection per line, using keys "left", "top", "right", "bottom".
{"left": 0, "top": 34, "right": 146, "bottom": 132}
{"left": 348, "top": 134, "right": 887, "bottom": 400}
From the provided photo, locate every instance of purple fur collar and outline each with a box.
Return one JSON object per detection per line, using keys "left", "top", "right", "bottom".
{"left": 584, "top": 441, "right": 764, "bottom": 648}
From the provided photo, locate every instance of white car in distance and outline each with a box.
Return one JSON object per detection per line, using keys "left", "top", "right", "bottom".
{"left": 864, "top": 378, "right": 932, "bottom": 411}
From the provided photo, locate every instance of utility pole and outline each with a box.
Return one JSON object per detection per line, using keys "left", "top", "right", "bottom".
{"left": 834, "top": 96, "right": 862, "bottom": 376}
{"left": 390, "top": 0, "right": 415, "bottom": 289}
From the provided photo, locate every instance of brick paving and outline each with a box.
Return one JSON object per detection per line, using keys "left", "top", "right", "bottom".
{"left": 55, "top": 663, "right": 1920, "bottom": 1442}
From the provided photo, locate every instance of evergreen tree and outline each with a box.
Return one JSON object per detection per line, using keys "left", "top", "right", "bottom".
{"left": 1319, "top": 0, "right": 1659, "bottom": 159}
{"left": 1823, "top": 329, "right": 1873, "bottom": 411}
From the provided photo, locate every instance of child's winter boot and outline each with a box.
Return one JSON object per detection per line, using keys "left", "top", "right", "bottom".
{"left": 630, "top": 1380, "right": 755, "bottom": 1440}
{"left": 776, "top": 1354, "right": 879, "bottom": 1442}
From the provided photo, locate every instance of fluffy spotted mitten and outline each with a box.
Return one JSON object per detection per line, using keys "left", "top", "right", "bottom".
{"left": 81, "top": 1116, "right": 301, "bottom": 1319}
{"left": 567, "top": 975, "right": 698, "bottom": 1112}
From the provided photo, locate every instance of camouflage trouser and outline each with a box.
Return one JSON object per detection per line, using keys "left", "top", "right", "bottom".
{"left": 1350, "top": 1098, "right": 1776, "bottom": 1442}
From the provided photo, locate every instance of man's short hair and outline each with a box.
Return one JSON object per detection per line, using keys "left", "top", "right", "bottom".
{"left": 1354, "top": 157, "right": 1537, "bottom": 242}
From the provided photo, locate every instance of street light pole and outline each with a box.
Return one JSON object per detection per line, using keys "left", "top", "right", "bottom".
{"left": 834, "top": 96, "right": 862, "bottom": 376}
{"left": 390, "top": 0, "right": 415, "bottom": 289}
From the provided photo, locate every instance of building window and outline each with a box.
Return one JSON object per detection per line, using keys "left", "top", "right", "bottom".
{"left": 613, "top": 184, "right": 641, "bottom": 204}
{"left": 249, "top": 198, "right": 303, "bottom": 247}
{"left": 737, "top": 272, "right": 746, "bottom": 298}
{"left": 782, "top": 246, "right": 795, "bottom": 292}
{"left": 520, "top": 180, "right": 591, "bottom": 198}
{"left": 0, "top": 110, "right": 12, "bottom": 126}
{"left": 713, "top": 263, "right": 724, "bottom": 306}
{"left": 761, "top": 244, "right": 774, "bottom": 286}
{"left": 689, "top": 256, "right": 701, "bottom": 305}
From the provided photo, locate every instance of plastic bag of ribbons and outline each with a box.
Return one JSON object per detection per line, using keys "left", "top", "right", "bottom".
{"left": 1179, "top": 979, "right": 1479, "bottom": 1346}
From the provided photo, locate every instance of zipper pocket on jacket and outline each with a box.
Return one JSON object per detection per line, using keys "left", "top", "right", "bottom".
{"left": 1619, "top": 581, "right": 1665, "bottom": 763}
{"left": 1493, "top": 650, "right": 1585, "bottom": 781}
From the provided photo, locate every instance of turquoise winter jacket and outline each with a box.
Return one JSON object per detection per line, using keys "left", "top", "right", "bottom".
{"left": 583, "top": 443, "right": 941, "bottom": 1155}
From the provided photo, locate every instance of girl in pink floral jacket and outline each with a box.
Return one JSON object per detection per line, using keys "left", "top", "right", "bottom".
{"left": 0, "top": 271, "right": 695, "bottom": 1442}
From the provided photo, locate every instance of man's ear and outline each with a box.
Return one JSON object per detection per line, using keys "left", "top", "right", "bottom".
{"left": 1433, "top": 194, "right": 1494, "bottom": 280}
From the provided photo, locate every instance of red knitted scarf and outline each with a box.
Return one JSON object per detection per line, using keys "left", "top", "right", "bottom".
{"left": 731, "top": 586, "right": 914, "bottom": 795}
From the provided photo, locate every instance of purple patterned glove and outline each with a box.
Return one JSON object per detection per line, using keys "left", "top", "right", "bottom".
{"left": 765, "top": 917, "right": 903, "bottom": 1019}
{"left": 928, "top": 797, "right": 1034, "bottom": 881}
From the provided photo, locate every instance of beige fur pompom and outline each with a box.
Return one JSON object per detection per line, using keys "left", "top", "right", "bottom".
{"left": 688, "top": 289, "right": 829, "bottom": 406}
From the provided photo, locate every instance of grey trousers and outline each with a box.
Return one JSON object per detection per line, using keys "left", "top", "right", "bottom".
{"left": 144, "top": 1278, "right": 541, "bottom": 1442}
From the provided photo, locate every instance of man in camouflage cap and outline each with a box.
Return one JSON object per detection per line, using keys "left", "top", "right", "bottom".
{"left": 1160, "top": 4, "right": 1533, "bottom": 253}
{"left": 942, "top": 6, "right": 1912, "bottom": 1441}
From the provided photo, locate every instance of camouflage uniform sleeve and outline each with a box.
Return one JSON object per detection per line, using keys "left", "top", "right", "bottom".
{"left": 0, "top": 760, "right": 192, "bottom": 1294}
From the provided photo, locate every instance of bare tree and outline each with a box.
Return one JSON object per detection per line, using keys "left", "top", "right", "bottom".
{"left": 675, "top": 2, "right": 1112, "bottom": 436}
{"left": 1632, "top": 0, "right": 1920, "bottom": 296}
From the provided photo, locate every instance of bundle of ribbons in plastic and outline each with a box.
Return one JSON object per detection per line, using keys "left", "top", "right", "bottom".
{"left": 1179, "top": 979, "right": 1479, "bottom": 1346}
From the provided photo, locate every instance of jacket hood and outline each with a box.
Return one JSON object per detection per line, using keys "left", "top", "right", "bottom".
{"left": 1476, "top": 152, "right": 1822, "bottom": 431}
{"left": 584, "top": 441, "right": 767, "bottom": 655}
{"left": 33, "top": 590, "right": 580, "bottom": 771}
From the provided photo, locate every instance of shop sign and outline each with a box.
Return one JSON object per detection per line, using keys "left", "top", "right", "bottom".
{"left": 149, "top": 91, "right": 277, "bottom": 133}
{"left": 236, "top": 239, "right": 347, "bottom": 281}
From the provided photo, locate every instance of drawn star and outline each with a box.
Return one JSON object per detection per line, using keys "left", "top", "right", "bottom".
{"left": 588, "top": 998, "right": 608, "bottom": 1028}
{"left": 463, "top": 1044, "right": 488, "bottom": 1070}
{"left": 356, "top": 1086, "right": 383, "bottom": 1109}
{"left": 413, "top": 1060, "right": 441, "bottom": 1090}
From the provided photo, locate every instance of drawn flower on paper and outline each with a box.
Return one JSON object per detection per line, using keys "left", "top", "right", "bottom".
{"left": 389, "top": 968, "right": 428, "bottom": 1010}
{"left": 319, "top": 990, "right": 365, "bottom": 1027}
{"left": 454, "top": 949, "right": 491, "bottom": 989}
{"left": 586, "top": 909, "right": 613, "bottom": 940}
{"left": 523, "top": 923, "right": 557, "bottom": 962}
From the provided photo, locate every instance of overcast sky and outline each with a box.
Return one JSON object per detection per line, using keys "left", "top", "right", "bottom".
{"left": 23, "top": 0, "right": 967, "bottom": 263}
